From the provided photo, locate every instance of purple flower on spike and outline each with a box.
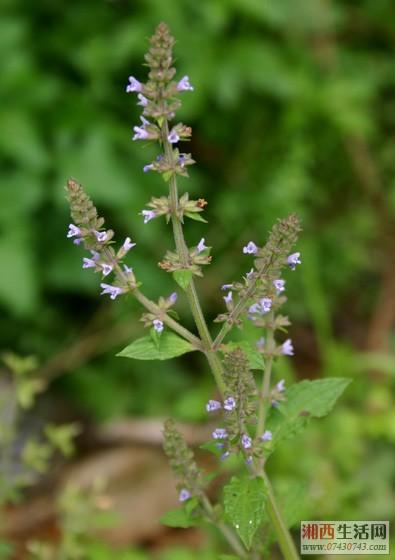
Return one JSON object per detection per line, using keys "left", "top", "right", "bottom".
{"left": 94, "top": 230, "right": 108, "bottom": 243}
{"left": 67, "top": 224, "right": 81, "bottom": 238}
{"left": 73, "top": 238, "right": 82, "bottom": 245}
{"left": 137, "top": 93, "right": 148, "bottom": 106}
{"left": 287, "top": 252, "right": 301, "bottom": 270}
{"left": 141, "top": 210, "right": 156, "bottom": 223}
{"left": 224, "top": 397, "right": 236, "bottom": 411}
{"left": 212, "top": 428, "right": 228, "bottom": 440}
{"left": 82, "top": 258, "right": 96, "bottom": 269}
{"left": 276, "top": 379, "right": 285, "bottom": 392}
{"left": 101, "top": 263, "right": 113, "bottom": 277}
{"left": 133, "top": 125, "right": 149, "bottom": 141}
{"left": 91, "top": 250, "right": 100, "bottom": 261}
{"left": 168, "top": 129, "right": 180, "bottom": 144}
{"left": 224, "top": 292, "right": 233, "bottom": 305}
{"left": 221, "top": 283, "right": 233, "bottom": 291}
{"left": 260, "top": 298, "right": 272, "bottom": 313}
{"left": 100, "top": 283, "right": 123, "bottom": 300}
{"left": 123, "top": 264, "right": 133, "bottom": 274}
{"left": 245, "top": 268, "right": 255, "bottom": 281}
{"left": 179, "top": 489, "right": 191, "bottom": 502}
{"left": 153, "top": 319, "right": 164, "bottom": 333}
{"left": 169, "top": 292, "right": 178, "bottom": 304}
{"left": 281, "top": 339, "right": 294, "bottom": 356}
{"left": 246, "top": 456, "right": 253, "bottom": 465}
{"left": 273, "top": 279, "right": 285, "bottom": 294}
{"left": 178, "top": 154, "right": 186, "bottom": 167}
{"left": 177, "top": 75, "right": 194, "bottom": 91}
{"left": 126, "top": 76, "right": 142, "bottom": 93}
{"left": 241, "top": 434, "right": 252, "bottom": 449}
{"left": 206, "top": 400, "right": 221, "bottom": 412}
{"left": 243, "top": 241, "right": 258, "bottom": 255}
{"left": 143, "top": 164, "right": 154, "bottom": 173}
{"left": 248, "top": 298, "right": 272, "bottom": 318}
{"left": 221, "top": 451, "right": 230, "bottom": 461}
{"left": 122, "top": 237, "right": 136, "bottom": 253}
{"left": 261, "top": 430, "right": 272, "bottom": 441}
{"left": 197, "top": 238, "right": 207, "bottom": 253}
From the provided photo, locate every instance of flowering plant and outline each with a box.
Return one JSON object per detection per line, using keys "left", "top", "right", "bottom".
{"left": 66, "top": 23, "right": 351, "bottom": 559}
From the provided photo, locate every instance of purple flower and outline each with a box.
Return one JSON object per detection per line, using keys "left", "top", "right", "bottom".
{"left": 281, "top": 339, "right": 294, "bottom": 356}
{"left": 82, "top": 258, "right": 96, "bottom": 269}
{"left": 248, "top": 298, "right": 272, "bottom": 318}
{"left": 224, "top": 291, "right": 233, "bottom": 305}
{"left": 153, "top": 319, "right": 164, "bottom": 333}
{"left": 179, "top": 489, "right": 191, "bottom": 502}
{"left": 73, "top": 238, "right": 83, "bottom": 245}
{"left": 126, "top": 76, "right": 142, "bottom": 93}
{"left": 216, "top": 443, "right": 225, "bottom": 449}
{"left": 246, "top": 456, "right": 253, "bottom": 465}
{"left": 276, "top": 379, "right": 285, "bottom": 392}
{"left": 224, "top": 397, "right": 236, "bottom": 411}
{"left": 177, "top": 75, "right": 194, "bottom": 91}
{"left": 123, "top": 264, "right": 133, "bottom": 274}
{"left": 169, "top": 292, "right": 178, "bottom": 304}
{"left": 178, "top": 154, "right": 186, "bottom": 167}
{"left": 137, "top": 93, "right": 148, "bottom": 106}
{"left": 67, "top": 224, "right": 81, "bottom": 238}
{"left": 256, "top": 337, "right": 265, "bottom": 350}
{"left": 168, "top": 129, "right": 179, "bottom": 144}
{"left": 273, "top": 279, "right": 285, "bottom": 294}
{"left": 221, "top": 451, "right": 230, "bottom": 461}
{"left": 261, "top": 430, "right": 272, "bottom": 441}
{"left": 94, "top": 230, "right": 108, "bottom": 243}
{"left": 260, "top": 298, "right": 272, "bottom": 313}
{"left": 143, "top": 164, "right": 154, "bottom": 173}
{"left": 91, "top": 250, "right": 100, "bottom": 261}
{"left": 221, "top": 283, "right": 233, "bottom": 290}
{"left": 243, "top": 241, "right": 258, "bottom": 255}
{"left": 133, "top": 125, "right": 149, "bottom": 141}
{"left": 141, "top": 210, "right": 156, "bottom": 223}
{"left": 245, "top": 268, "right": 255, "bottom": 281}
{"left": 206, "top": 400, "right": 222, "bottom": 412}
{"left": 101, "top": 263, "right": 113, "bottom": 277}
{"left": 122, "top": 237, "right": 136, "bottom": 253}
{"left": 287, "top": 252, "right": 301, "bottom": 270}
{"left": 212, "top": 428, "right": 228, "bottom": 440}
{"left": 241, "top": 434, "right": 252, "bottom": 449}
{"left": 100, "top": 283, "right": 123, "bottom": 300}
{"left": 197, "top": 238, "right": 207, "bottom": 253}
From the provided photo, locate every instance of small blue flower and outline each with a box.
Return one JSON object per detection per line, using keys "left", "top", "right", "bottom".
{"left": 276, "top": 379, "right": 285, "bottom": 392}
{"left": 243, "top": 241, "right": 258, "bottom": 255}
{"left": 260, "top": 298, "right": 272, "bottom": 313}
{"left": 245, "top": 456, "right": 253, "bottom": 465}
{"left": 261, "top": 430, "right": 272, "bottom": 441}
{"left": 221, "top": 283, "right": 233, "bottom": 290}
{"left": 169, "top": 292, "right": 178, "bottom": 304}
{"left": 221, "top": 451, "right": 230, "bottom": 461}
{"left": 67, "top": 224, "right": 81, "bottom": 238}
{"left": 224, "top": 291, "right": 233, "bottom": 305}
{"left": 101, "top": 263, "right": 113, "bottom": 277}
{"left": 141, "top": 210, "right": 156, "bottom": 223}
{"left": 197, "top": 238, "right": 207, "bottom": 253}
{"left": 133, "top": 126, "right": 149, "bottom": 141}
{"left": 137, "top": 93, "right": 148, "bottom": 106}
{"left": 179, "top": 489, "right": 191, "bottom": 502}
{"left": 212, "top": 428, "right": 228, "bottom": 440}
{"left": 100, "top": 283, "right": 123, "bottom": 300}
{"left": 94, "top": 230, "right": 108, "bottom": 243}
{"left": 287, "top": 252, "right": 301, "bottom": 270}
{"left": 273, "top": 279, "right": 285, "bottom": 294}
{"left": 245, "top": 268, "right": 255, "bottom": 281}
{"left": 82, "top": 257, "right": 96, "bottom": 269}
{"left": 168, "top": 129, "right": 180, "bottom": 144}
{"left": 281, "top": 339, "right": 294, "bottom": 356}
{"left": 223, "top": 397, "right": 236, "bottom": 411}
{"left": 241, "top": 434, "right": 252, "bottom": 449}
{"left": 126, "top": 76, "right": 142, "bottom": 93}
{"left": 177, "top": 75, "right": 194, "bottom": 91}
{"left": 206, "top": 400, "right": 222, "bottom": 412}
{"left": 143, "top": 163, "right": 154, "bottom": 173}
{"left": 123, "top": 264, "right": 133, "bottom": 274}
{"left": 153, "top": 319, "right": 164, "bottom": 333}
{"left": 122, "top": 237, "right": 136, "bottom": 253}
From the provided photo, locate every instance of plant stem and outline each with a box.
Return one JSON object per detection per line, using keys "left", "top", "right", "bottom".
{"left": 256, "top": 312, "right": 275, "bottom": 443}
{"left": 162, "top": 121, "right": 227, "bottom": 395}
{"left": 262, "top": 471, "right": 300, "bottom": 560}
{"left": 201, "top": 494, "right": 248, "bottom": 559}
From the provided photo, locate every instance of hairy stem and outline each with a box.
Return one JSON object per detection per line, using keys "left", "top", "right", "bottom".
{"left": 162, "top": 121, "right": 227, "bottom": 394}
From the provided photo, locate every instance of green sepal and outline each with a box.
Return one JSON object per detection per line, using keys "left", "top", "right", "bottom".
{"left": 184, "top": 212, "right": 208, "bottom": 223}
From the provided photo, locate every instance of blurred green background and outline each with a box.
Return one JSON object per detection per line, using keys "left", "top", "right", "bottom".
{"left": 1, "top": 0, "right": 395, "bottom": 557}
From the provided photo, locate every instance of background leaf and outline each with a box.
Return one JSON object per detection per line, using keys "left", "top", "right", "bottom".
{"left": 117, "top": 332, "right": 196, "bottom": 361}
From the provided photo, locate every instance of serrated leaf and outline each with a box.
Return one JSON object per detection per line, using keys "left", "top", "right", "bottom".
{"left": 173, "top": 269, "right": 193, "bottom": 291}
{"left": 223, "top": 476, "right": 266, "bottom": 549}
{"left": 117, "top": 332, "right": 195, "bottom": 360}
{"left": 221, "top": 341, "right": 264, "bottom": 369}
{"left": 160, "top": 498, "right": 200, "bottom": 528}
{"left": 184, "top": 212, "right": 208, "bottom": 223}
{"left": 267, "top": 377, "right": 351, "bottom": 446}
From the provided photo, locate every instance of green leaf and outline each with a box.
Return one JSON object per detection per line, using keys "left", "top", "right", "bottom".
{"left": 117, "top": 332, "right": 195, "bottom": 361}
{"left": 223, "top": 476, "right": 267, "bottom": 549}
{"left": 160, "top": 501, "right": 200, "bottom": 529}
{"left": 184, "top": 212, "right": 208, "bottom": 223}
{"left": 221, "top": 341, "right": 264, "bottom": 369}
{"left": 173, "top": 269, "right": 193, "bottom": 291}
{"left": 267, "top": 377, "right": 351, "bottom": 446}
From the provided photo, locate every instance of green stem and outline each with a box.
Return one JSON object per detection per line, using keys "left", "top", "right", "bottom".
{"left": 162, "top": 121, "right": 227, "bottom": 395}
{"left": 256, "top": 312, "right": 275, "bottom": 443}
{"left": 262, "top": 471, "right": 300, "bottom": 560}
